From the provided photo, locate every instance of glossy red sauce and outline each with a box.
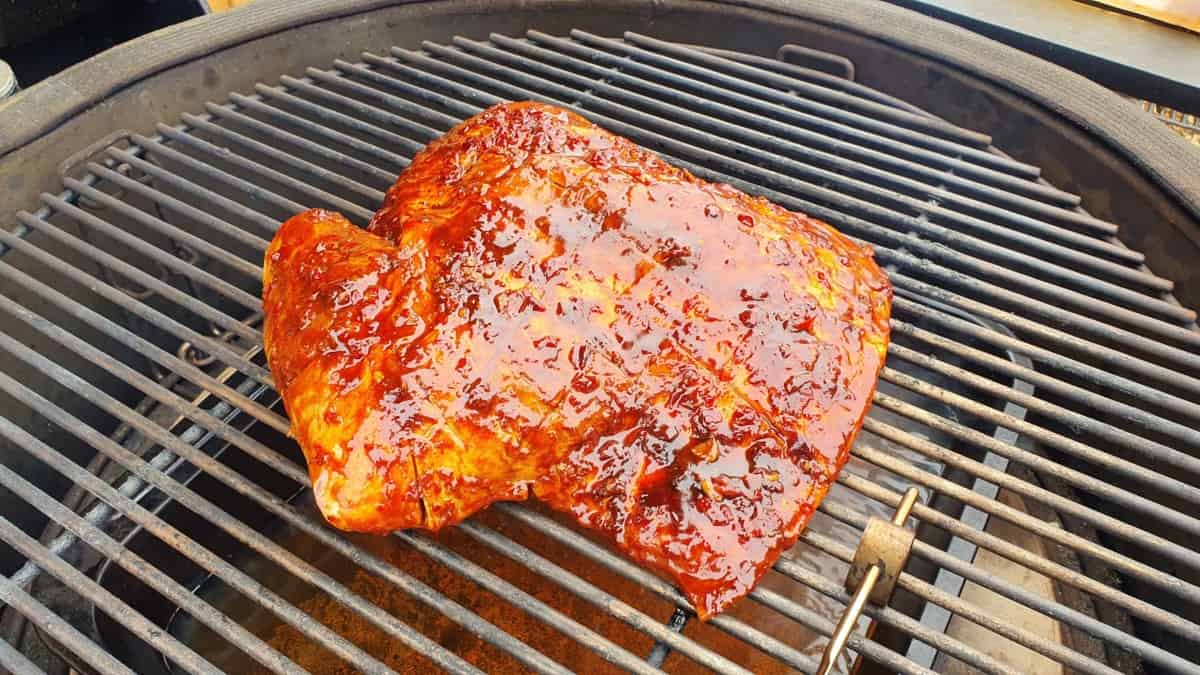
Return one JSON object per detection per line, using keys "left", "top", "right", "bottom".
{"left": 263, "top": 101, "right": 892, "bottom": 618}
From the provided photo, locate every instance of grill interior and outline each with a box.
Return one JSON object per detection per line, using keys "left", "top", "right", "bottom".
{"left": 0, "top": 24, "right": 1199, "bottom": 675}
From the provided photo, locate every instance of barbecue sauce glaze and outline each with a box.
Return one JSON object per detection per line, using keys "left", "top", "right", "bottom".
{"left": 262, "top": 102, "right": 892, "bottom": 618}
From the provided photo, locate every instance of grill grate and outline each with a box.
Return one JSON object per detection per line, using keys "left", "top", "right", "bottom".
{"left": 0, "top": 29, "right": 1197, "bottom": 675}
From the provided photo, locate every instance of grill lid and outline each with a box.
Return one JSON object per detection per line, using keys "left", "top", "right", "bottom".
{"left": 0, "top": 14, "right": 1198, "bottom": 675}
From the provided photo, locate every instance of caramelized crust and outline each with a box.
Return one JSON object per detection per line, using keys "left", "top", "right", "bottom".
{"left": 263, "top": 102, "right": 892, "bottom": 618}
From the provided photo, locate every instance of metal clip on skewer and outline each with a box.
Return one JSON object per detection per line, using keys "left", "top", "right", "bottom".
{"left": 817, "top": 487, "right": 920, "bottom": 675}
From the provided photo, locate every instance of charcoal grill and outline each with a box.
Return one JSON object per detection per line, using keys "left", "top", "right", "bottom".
{"left": 1, "top": 1, "right": 1199, "bottom": 673}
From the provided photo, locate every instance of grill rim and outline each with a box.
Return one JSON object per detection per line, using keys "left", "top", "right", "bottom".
{"left": 2, "top": 0, "right": 1200, "bottom": 230}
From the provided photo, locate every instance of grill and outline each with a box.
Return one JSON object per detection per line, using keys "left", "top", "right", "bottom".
{"left": 0, "top": 2, "right": 1199, "bottom": 674}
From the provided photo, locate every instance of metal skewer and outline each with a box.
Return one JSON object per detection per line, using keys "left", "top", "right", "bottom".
{"left": 817, "top": 487, "right": 920, "bottom": 675}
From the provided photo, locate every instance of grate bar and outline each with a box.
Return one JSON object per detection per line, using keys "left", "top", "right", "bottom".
{"left": 277, "top": 74, "right": 443, "bottom": 142}
{"left": 398, "top": 533, "right": 665, "bottom": 675}
{"left": 887, "top": 270, "right": 1200, "bottom": 377}
{"left": 374, "top": 46, "right": 1199, "bottom": 332}
{"left": 882, "top": 355, "right": 1200, "bottom": 498}
{"left": 0, "top": 266, "right": 284, "bottom": 436}
{"left": 30, "top": 195, "right": 261, "bottom": 311}
{"left": 251, "top": 84, "right": 424, "bottom": 158}
{"left": 890, "top": 321, "right": 1200, "bottom": 448}
{"left": 616, "top": 32, "right": 990, "bottom": 147}
{"left": 586, "top": 32, "right": 1030, "bottom": 177}
{"left": 0, "top": 508, "right": 223, "bottom": 675}
{"left": 105, "top": 147, "right": 281, "bottom": 236}
{"left": 84, "top": 161, "right": 273, "bottom": 252}
{"left": 0, "top": 363, "right": 473, "bottom": 675}
{"left": 0, "top": 223, "right": 263, "bottom": 365}
{"left": 131, "top": 134, "right": 304, "bottom": 219}
{"left": 0, "top": 295, "right": 643, "bottom": 675}
{"left": 4, "top": 367, "right": 263, "bottom": 599}
{"left": 0, "top": 572, "right": 136, "bottom": 675}
{"left": 769, "top": 556, "right": 1009, "bottom": 674}
{"left": 455, "top": 521, "right": 752, "bottom": 675}
{"left": 0, "top": 634, "right": 46, "bottom": 675}
{"left": 870, "top": 387, "right": 1200, "bottom": 541}
{"left": 851, "top": 442, "right": 1200, "bottom": 604}
{"left": 389, "top": 44, "right": 1185, "bottom": 317}
{"left": 818, "top": 499, "right": 1199, "bottom": 674}
{"left": 709, "top": 43, "right": 906, "bottom": 113}
{"left": 330, "top": 58, "right": 480, "bottom": 118}
{"left": 798, "top": 529, "right": 1122, "bottom": 675}
{"left": 894, "top": 296, "right": 1200, "bottom": 417}
{"left": 458, "top": 35, "right": 1141, "bottom": 267}
{"left": 496, "top": 504, "right": 818, "bottom": 672}
{"left": 302, "top": 66, "right": 461, "bottom": 131}
{"left": 266, "top": 54, "right": 1200, "bottom": 364}
{"left": 228, "top": 91, "right": 412, "bottom": 170}
{"left": 155, "top": 124, "right": 375, "bottom": 223}
{"left": 878, "top": 242, "right": 1200, "bottom": 353}
{"left": 0, "top": 435, "right": 306, "bottom": 674}
{"left": 179, "top": 112, "right": 387, "bottom": 205}
{"left": 519, "top": 31, "right": 1086, "bottom": 213}
{"left": 202, "top": 101, "right": 398, "bottom": 186}
{"left": 18, "top": 197, "right": 273, "bottom": 337}
{"left": 61, "top": 176, "right": 263, "bottom": 280}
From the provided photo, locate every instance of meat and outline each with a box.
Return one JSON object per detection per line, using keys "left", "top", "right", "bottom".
{"left": 262, "top": 101, "right": 892, "bottom": 618}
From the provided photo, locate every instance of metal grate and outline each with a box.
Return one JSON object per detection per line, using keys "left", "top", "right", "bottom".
{"left": 0, "top": 29, "right": 1197, "bottom": 675}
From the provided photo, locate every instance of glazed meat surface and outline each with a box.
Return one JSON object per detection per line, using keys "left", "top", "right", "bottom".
{"left": 262, "top": 102, "right": 892, "bottom": 618}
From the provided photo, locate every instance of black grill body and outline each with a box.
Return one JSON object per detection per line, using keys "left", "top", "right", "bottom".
{"left": 0, "top": 2, "right": 1198, "bottom": 674}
